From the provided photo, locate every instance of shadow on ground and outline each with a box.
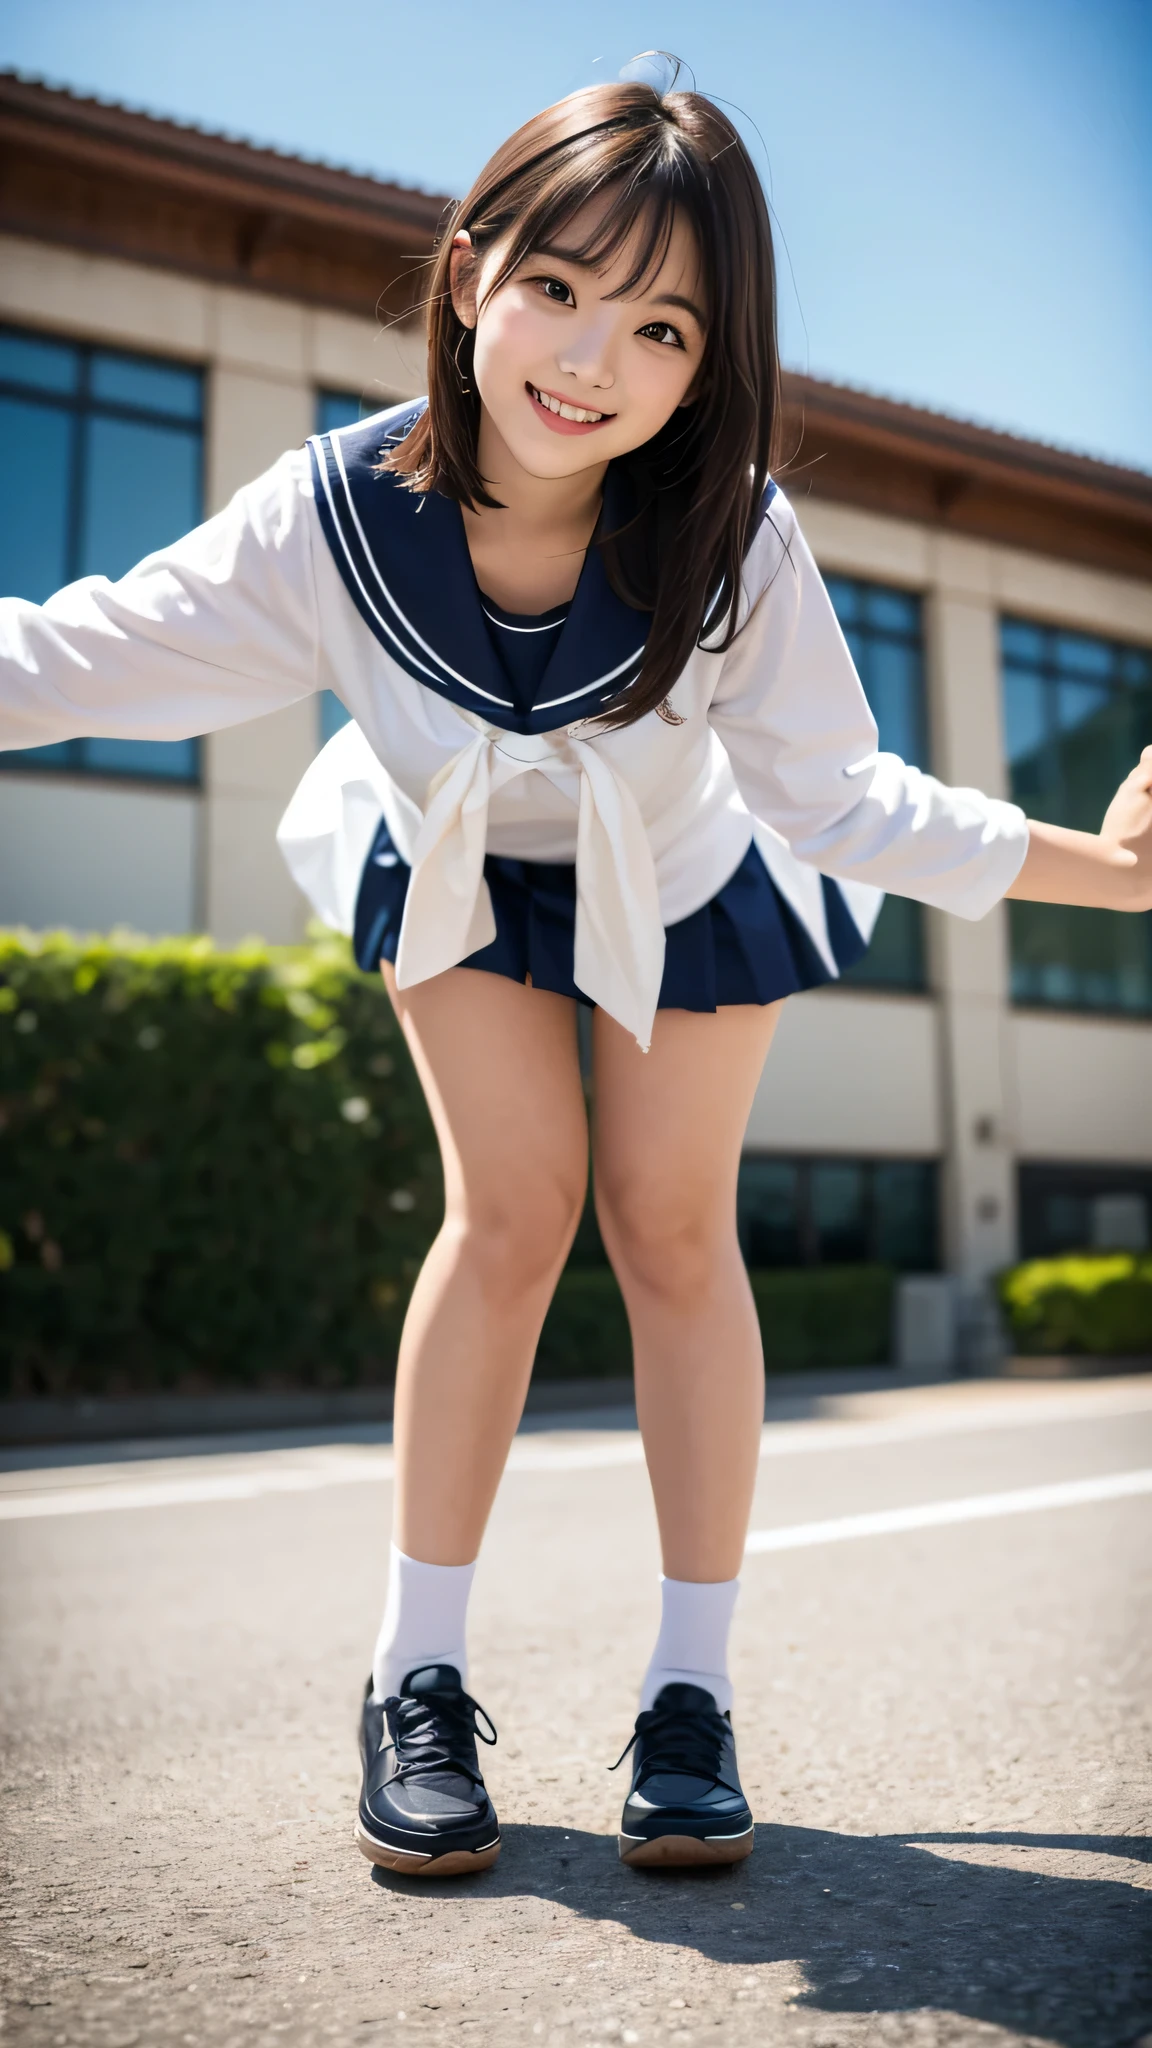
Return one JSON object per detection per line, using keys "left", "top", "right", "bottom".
{"left": 372, "top": 1824, "right": 1152, "bottom": 2047}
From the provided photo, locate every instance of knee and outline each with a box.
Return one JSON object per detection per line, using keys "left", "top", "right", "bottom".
{"left": 596, "top": 1173, "right": 731, "bottom": 1307}
{"left": 453, "top": 1166, "right": 586, "bottom": 1305}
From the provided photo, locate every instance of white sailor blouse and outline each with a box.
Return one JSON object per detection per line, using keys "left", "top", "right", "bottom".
{"left": 0, "top": 400, "right": 1028, "bottom": 1049}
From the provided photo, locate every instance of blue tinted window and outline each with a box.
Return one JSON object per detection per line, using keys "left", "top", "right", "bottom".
{"left": 811, "top": 1160, "right": 869, "bottom": 1262}
{"left": 737, "top": 1154, "right": 938, "bottom": 1270}
{"left": 874, "top": 1160, "right": 939, "bottom": 1268}
{"left": 825, "top": 573, "right": 928, "bottom": 992}
{"left": 90, "top": 351, "right": 201, "bottom": 420}
{"left": 83, "top": 736, "right": 201, "bottom": 780}
{"left": 1019, "top": 1162, "right": 1152, "bottom": 1259}
{"left": 319, "top": 691, "right": 353, "bottom": 745}
{"left": 315, "top": 391, "right": 374, "bottom": 746}
{"left": 317, "top": 388, "right": 371, "bottom": 434}
{"left": 736, "top": 1157, "right": 802, "bottom": 1266}
{"left": 1000, "top": 618, "right": 1045, "bottom": 666}
{"left": 854, "top": 637, "right": 923, "bottom": 763}
{"left": 0, "top": 330, "right": 78, "bottom": 395}
{"left": 6, "top": 740, "right": 75, "bottom": 772}
{"left": 1003, "top": 668, "right": 1047, "bottom": 771}
{"left": 0, "top": 325, "right": 204, "bottom": 785}
{"left": 863, "top": 587, "right": 919, "bottom": 636}
{"left": 1052, "top": 630, "right": 1112, "bottom": 680}
{"left": 0, "top": 396, "right": 73, "bottom": 602}
{"left": 1001, "top": 616, "right": 1152, "bottom": 1014}
{"left": 823, "top": 573, "right": 860, "bottom": 628}
{"left": 80, "top": 416, "right": 201, "bottom": 580}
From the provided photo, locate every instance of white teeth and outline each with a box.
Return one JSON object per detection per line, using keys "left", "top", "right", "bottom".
{"left": 532, "top": 386, "right": 604, "bottom": 424}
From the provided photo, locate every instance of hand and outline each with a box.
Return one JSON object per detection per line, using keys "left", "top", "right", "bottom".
{"left": 1006, "top": 746, "right": 1152, "bottom": 912}
{"left": 1099, "top": 745, "right": 1152, "bottom": 910}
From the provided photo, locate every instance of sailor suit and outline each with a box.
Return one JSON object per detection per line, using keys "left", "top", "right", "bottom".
{"left": 0, "top": 400, "right": 1029, "bottom": 1049}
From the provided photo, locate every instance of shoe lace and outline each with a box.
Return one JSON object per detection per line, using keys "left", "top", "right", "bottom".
{"left": 384, "top": 1684, "right": 497, "bottom": 1792}
{"left": 608, "top": 1698, "right": 740, "bottom": 1798}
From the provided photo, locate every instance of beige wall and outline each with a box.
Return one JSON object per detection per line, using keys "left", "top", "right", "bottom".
{"left": 746, "top": 989, "right": 941, "bottom": 1156}
{"left": 0, "top": 773, "right": 199, "bottom": 934}
{"left": 1012, "top": 1013, "right": 1152, "bottom": 1162}
{"left": 0, "top": 234, "right": 426, "bottom": 945}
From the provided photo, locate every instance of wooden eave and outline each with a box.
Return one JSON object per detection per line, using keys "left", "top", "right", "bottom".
{"left": 0, "top": 71, "right": 451, "bottom": 319}
{"left": 779, "top": 372, "right": 1152, "bottom": 582}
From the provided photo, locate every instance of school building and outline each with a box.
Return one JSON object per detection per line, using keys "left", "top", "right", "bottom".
{"left": 2, "top": 71, "right": 1151, "bottom": 1347}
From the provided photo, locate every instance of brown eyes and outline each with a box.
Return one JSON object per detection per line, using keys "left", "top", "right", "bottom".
{"left": 638, "top": 321, "right": 684, "bottom": 349}
{"left": 530, "top": 279, "right": 685, "bottom": 350}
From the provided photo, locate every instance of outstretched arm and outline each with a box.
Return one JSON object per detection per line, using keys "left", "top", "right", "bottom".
{"left": 1006, "top": 748, "right": 1152, "bottom": 912}
{"left": 710, "top": 494, "right": 1152, "bottom": 923}
{"left": 0, "top": 449, "right": 320, "bottom": 751}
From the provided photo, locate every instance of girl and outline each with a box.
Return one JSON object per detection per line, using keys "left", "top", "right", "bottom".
{"left": 2, "top": 79, "right": 1150, "bottom": 1881}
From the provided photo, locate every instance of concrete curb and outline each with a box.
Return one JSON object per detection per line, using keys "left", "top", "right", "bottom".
{"left": 0, "top": 1366, "right": 965, "bottom": 1447}
{"left": 18, "top": 1360, "right": 1147, "bottom": 1448}
{"left": 0, "top": 1378, "right": 630, "bottom": 1447}
{"left": 999, "top": 1353, "right": 1152, "bottom": 1379}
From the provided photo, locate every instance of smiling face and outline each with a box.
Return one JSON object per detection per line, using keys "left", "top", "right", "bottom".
{"left": 451, "top": 196, "right": 708, "bottom": 485}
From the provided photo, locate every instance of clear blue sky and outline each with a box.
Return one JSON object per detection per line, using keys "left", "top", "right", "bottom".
{"left": 3, "top": 0, "right": 1150, "bottom": 470}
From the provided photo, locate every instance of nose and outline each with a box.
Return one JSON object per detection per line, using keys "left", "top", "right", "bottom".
{"left": 556, "top": 309, "right": 617, "bottom": 393}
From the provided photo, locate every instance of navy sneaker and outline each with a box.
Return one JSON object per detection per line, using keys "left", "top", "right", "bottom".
{"left": 355, "top": 1664, "right": 501, "bottom": 1877}
{"left": 612, "top": 1681, "right": 754, "bottom": 1868}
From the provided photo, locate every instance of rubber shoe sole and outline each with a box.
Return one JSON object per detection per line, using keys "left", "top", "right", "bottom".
{"left": 354, "top": 1816, "right": 501, "bottom": 1877}
{"left": 618, "top": 1824, "right": 754, "bottom": 1868}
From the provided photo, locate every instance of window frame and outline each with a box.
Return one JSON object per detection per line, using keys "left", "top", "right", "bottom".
{"left": 1018, "top": 1160, "right": 1152, "bottom": 1260}
{"left": 0, "top": 322, "right": 205, "bottom": 789}
{"left": 822, "top": 571, "right": 931, "bottom": 996}
{"left": 1001, "top": 612, "right": 1152, "bottom": 1018}
{"left": 736, "top": 1150, "right": 940, "bottom": 1271}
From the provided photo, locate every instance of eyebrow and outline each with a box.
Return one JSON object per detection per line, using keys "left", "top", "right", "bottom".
{"left": 648, "top": 291, "right": 706, "bottom": 328}
{"left": 534, "top": 244, "right": 706, "bottom": 329}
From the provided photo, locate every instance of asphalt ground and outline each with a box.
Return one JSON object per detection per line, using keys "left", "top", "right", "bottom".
{"left": 1, "top": 1376, "right": 1149, "bottom": 2048}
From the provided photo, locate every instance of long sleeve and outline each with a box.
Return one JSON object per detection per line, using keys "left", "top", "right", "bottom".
{"left": 0, "top": 447, "right": 321, "bottom": 750}
{"left": 708, "top": 492, "right": 1029, "bottom": 919}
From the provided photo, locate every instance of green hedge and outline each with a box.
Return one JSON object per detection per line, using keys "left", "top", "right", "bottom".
{"left": 0, "top": 929, "right": 441, "bottom": 1395}
{"left": 1, "top": 930, "right": 896, "bottom": 1396}
{"left": 536, "top": 1265, "right": 893, "bottom": 1377}
{"left": 998, "top": 1253, "right": 1152, "bottom": 1357}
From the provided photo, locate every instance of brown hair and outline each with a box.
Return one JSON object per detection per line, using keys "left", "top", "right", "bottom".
{"left": 385, "top": 79, "right": 781, "bottom": 729}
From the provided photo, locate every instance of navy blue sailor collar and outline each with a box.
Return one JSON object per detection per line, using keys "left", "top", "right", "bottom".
{"left": 308, "top": 399, "right": 650, "bottom": 737}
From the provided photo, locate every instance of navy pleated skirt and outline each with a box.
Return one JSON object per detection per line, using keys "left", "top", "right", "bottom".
{"left": 352, "top": 816, "right": 868, "bottom": 1010}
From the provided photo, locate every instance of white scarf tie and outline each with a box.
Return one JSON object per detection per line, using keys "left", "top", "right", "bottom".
{"left": 394, "top": 717, "right": 666, "bottom": 1050}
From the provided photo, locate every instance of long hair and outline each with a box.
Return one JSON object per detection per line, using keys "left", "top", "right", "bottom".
{"left": 384, "top": 80, "right": 781, "bottom": 730}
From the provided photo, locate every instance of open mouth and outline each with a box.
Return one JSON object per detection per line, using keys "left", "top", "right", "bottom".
{"left": 527, "top": 384, "right": 615, "bottom": 432}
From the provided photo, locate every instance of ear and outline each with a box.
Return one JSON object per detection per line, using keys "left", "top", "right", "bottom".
{"left": 449, "top": 231, "right": 478, "bottom": 331}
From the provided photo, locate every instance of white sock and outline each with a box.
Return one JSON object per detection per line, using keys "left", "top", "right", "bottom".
{"left": 371, "top": 1543, "right": 477, "bottom": 1701}
{"left": 640, "top": 1575, "right": 740, "bottom": 1715}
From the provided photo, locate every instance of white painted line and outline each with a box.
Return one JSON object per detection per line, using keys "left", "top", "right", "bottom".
{"left": 2, "top": 1384, "right": 1150, "bottom": 1520}
{"left": 0, "top": 1462, "right": 390, "bottom": 1520}
{"left": 744, "top": 1467, "right": 1152, "bottom": 1555}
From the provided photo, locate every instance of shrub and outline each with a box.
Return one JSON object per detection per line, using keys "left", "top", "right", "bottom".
{"left": 0, "top": 929, "right": 898, "bottom": 1397}
{"left": 535, "top": 1264, "right": 893, "bottom": 1378}
{"left": 998, "top": 1253, "right": 1152, "bottom": 1357}
{"left": 750, "top": 1265, "right": 893, "bottom": 1370}
{"left": 0, "top": 928, "right": 440, "bottom": 1395}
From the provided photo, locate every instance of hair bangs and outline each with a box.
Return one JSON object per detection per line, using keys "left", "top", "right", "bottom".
{"left": 383, "top": 77, "right": 781, "bottom": 730}
{"left": 478, "top": 131, "right": 701, "bottom": 319}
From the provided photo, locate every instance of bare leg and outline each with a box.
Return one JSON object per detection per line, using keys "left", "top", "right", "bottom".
{"left": 383, "top": 965, "right": 588, "bottom": 1564}
{"left": 592, "top": 1001, "right": 783, "bottom": 1582}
